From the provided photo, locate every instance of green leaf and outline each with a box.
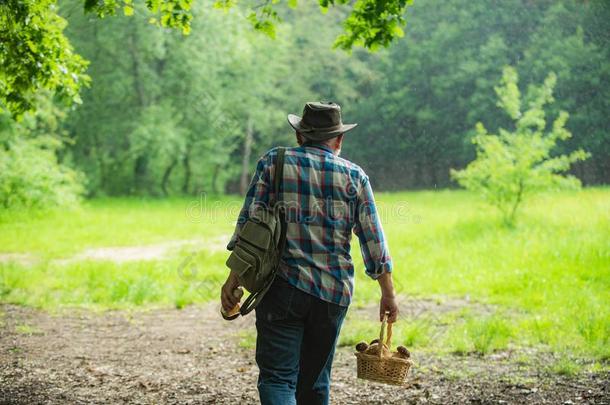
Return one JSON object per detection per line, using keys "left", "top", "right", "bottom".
{"left": 392, "top": 25, "right": 404, "bottom": 38}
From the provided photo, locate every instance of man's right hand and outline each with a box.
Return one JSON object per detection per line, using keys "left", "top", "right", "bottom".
{"left": 221, "top": 271, "right": 240, "bottom": 311}
{"left": 380, "top": 295, "right": 399, "bottom": 323}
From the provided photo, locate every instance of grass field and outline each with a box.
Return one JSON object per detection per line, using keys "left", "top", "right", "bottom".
{"left": 1, "top": 188, "right": 608, "bottom": 372}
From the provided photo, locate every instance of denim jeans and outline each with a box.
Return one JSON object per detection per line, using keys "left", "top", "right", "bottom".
{"left": 255, "top": 276, "right": 348, "bottom": 405}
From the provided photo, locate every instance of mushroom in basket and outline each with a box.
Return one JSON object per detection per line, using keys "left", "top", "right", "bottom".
{"left": 354, "top": 313, "right": 412, "bottom": 385}
{"left": 355, "top": 339, "right": 393, "bottom": 358}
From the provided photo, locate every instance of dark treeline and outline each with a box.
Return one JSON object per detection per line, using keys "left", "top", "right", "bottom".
{"left": 57, "top": 0, "right": 609, "bottom": 195}
{"left": 346, "top": 0, "right": 610, "bottom": 189}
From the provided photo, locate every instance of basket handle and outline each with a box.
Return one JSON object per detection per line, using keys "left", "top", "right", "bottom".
{"left": 378, "top": 312, "right": 393, "bottom": 358}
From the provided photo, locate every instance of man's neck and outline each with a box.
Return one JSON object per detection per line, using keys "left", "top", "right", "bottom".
{"left": 302, "top": 141, "right": 338, "bottom": 155}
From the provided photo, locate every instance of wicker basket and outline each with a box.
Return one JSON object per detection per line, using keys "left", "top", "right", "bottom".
{"left": 355, "top": 314, "right": 411, "bottom": 386}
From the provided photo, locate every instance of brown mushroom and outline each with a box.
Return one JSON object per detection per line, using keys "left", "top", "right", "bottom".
{"left": 369, "top": 338, "right": 380, "bottom": 345}
{"left": 355, "top": 341, "right": 369, "bottom": 352}
{"left": 365, "top": 343, "right": 392, "bottom": 358}
{"left": 365, "top": 343, "right": 380, "bottom": 356}
{"left": 396, "top": 346, "right": 411, "bottom": 358}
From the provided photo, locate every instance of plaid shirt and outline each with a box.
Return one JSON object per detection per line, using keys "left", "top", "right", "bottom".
{"left": 228, "top": 143, "right": 392, "bottom": 307}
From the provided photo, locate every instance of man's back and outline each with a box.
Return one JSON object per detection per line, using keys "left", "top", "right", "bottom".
{"left": 230, "top": 142, "right": 392, "bottom": 307}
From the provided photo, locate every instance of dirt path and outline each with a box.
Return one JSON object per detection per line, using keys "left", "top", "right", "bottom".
{"left": 55, "top": 236, "right": 229, "bottom": 264}
{"left": 0, "top": 303, "right": 608, "bottom": 404}
{"left": 0, "top": 235, "right": 230, "bottom": 267}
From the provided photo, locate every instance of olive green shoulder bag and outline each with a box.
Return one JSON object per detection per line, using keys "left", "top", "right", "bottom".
{"left": 225, "top": 147, "right": 287, "bottom": 315}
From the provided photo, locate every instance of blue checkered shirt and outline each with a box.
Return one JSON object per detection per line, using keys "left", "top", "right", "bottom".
{"left": 228, "top": 143, "right": 392, "bottom": 307}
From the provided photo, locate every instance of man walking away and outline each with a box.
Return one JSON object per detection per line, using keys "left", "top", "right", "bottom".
{"left": 222, "top": 101, "right": 398, "bottom": 405}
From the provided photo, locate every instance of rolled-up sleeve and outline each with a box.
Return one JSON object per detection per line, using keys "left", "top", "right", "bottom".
{"left": 226, "top": 152, "right": 272, "bottom": 251}
{"left": 353, "top": 176, "right": 392, "bottom": 279}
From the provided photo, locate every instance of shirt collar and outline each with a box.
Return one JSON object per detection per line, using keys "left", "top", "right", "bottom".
{"left": 302, "top": 142, "right": 335, "bottom": 155}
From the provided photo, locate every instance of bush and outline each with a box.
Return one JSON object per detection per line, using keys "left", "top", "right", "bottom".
{"left": 0, "top": 136, "right": 82, "bottom": 209}
{"left": 0, "top": 96, "right": 83, "bottom": 210}
{"left": 451, "top": 66, "right": 589, "bottom": 226}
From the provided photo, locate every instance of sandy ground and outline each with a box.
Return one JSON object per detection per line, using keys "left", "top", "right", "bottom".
{"left": 1, "top": 301, "right": 608, "bottom": 404}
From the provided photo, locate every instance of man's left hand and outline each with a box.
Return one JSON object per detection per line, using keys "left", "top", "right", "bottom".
{"left": 380, "top": 295, "right": 399, "bottom": 323}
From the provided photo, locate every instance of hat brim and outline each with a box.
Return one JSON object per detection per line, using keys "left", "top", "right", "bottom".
{"left": 287, "top": 114, "right": 357, "bottom": 141}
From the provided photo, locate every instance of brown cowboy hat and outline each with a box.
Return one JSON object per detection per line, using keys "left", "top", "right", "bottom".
{"left": 287, "top": 101, "right": 358, "bottom": 141}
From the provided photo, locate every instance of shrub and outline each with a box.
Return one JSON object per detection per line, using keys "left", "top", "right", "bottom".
{"left": 451, "top": 66, "right": 589, "bottom": 226}
{"left": 0, "top": 136, "right": 82, "bottom": 209}
{"left": 0, "top": 97, "right": 83, "bottom": 210}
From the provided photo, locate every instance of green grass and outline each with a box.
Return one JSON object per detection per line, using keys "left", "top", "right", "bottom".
{"left": 0, "top": 196, "right": 236, "bottom": 259}
{"left": 445, "top": 315, "right": 514, "bottom": 355}
{"left": 0, "top": 188, "right": 609, "bottom": 365}
{"left": 547, "top": 357, "right": 582, "bottom": 376}
{"left": 339, "top": 316, "right": 434, "bottom": 348}
{"left": 0, "top": 252, "right": 228, "bottom": 310}
{"left": 359, "top": 187, "right": 609, "bottom": 361}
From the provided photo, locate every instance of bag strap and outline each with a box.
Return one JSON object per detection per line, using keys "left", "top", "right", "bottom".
{"left": 239, "top": 147, "right": 287, "bottom": 316}
{"left": 273, "top": 147, "right": 285, "bottom": 207}
{"left": 239, "top": 271, "right": 276, "bottom": 315}
{"left": 275, "top": 147, "right": 288, "bottom": 257}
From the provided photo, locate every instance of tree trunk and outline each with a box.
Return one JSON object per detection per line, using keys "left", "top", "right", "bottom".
{"left": 134, "top": 155, "right": 148, "bottom": 194}
{"left": 211, "top": 164, "right": 220, "bottom": 195}
{"left": 182, "top": 153, "right": 191, "bottom": 194}
{"left": 92, "top": 132, "right": 106, "bottom": 192}
{"left": 239, "top": 117, "right": 254, "bottom": 195}
{"left": 161, "top": 158, "right": 178, "bottom": 196}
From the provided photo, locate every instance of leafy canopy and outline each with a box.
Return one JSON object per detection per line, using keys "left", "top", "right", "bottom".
{"left": 0, "top": 0, "right": 90, "bottom": 117}
{"left": 0, "top": 0, "right": 412, "bottom": 118}
{"left": 451, "top": 66, "right": 589, "bottom": 226}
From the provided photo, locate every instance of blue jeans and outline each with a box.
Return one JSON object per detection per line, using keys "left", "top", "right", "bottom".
{"left": 255, "top": 276, "right": 348, "bottom": 405}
